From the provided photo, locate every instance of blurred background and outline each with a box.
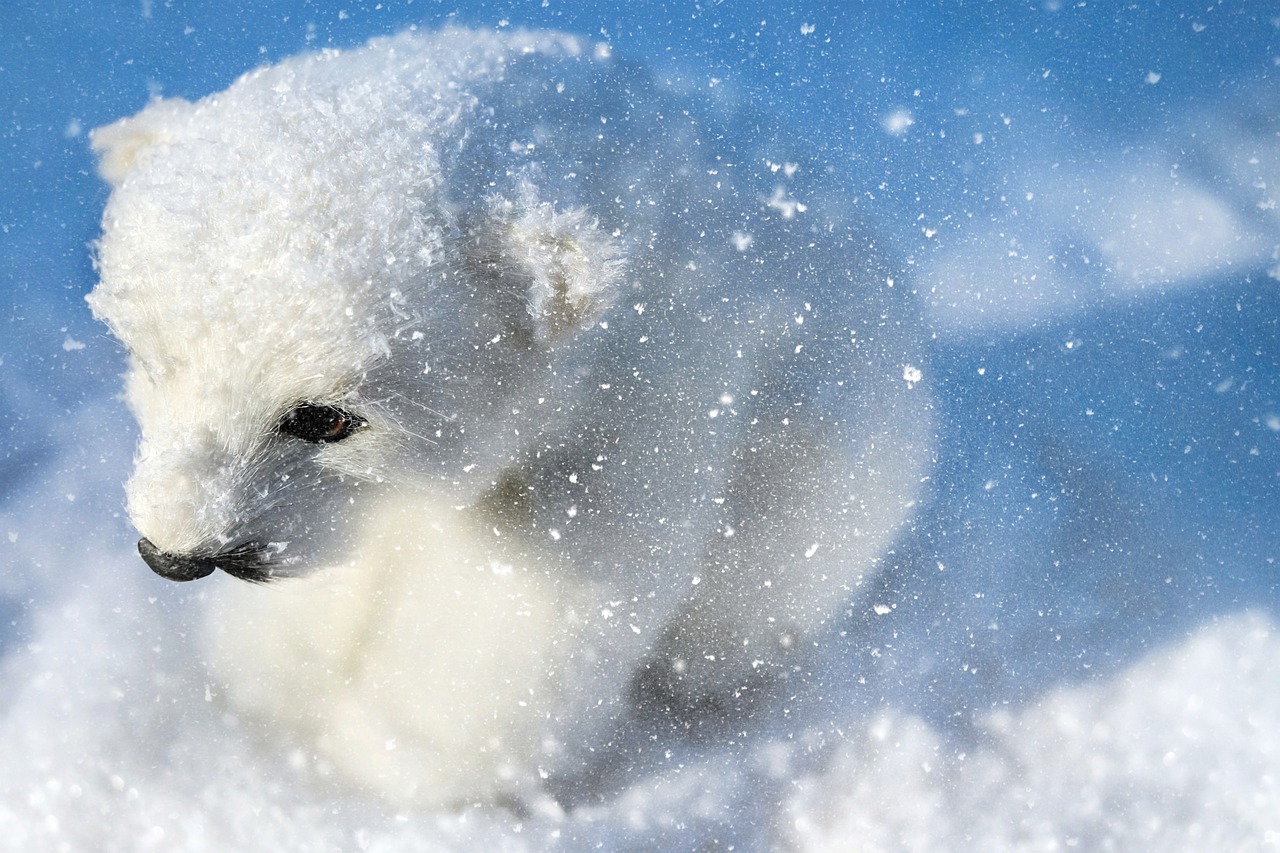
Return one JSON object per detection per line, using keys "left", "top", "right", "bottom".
{"left": 2, "top": 2, "right": 1277, "bottom": 849}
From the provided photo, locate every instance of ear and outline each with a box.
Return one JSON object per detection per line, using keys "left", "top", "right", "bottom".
{"left": 90, "top": 97, "right": 194, "bottom": 188}
{"left": 486, "top": 196, "right": 625, "bottom": 346}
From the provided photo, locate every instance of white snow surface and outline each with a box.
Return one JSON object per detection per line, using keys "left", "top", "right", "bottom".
{"left": 791, "top": 614, "right": 1280, "bottom": 852}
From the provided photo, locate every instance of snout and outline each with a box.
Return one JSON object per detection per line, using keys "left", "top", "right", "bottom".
{"left": 138, "top": 538, "right": 217, "bottom": 581}
{"left": 138, "top": 538, "right": 273, "bottom": 582}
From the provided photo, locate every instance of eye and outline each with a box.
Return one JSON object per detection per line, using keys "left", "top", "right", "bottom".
{"left": 278, "top": 403, "right": 367, "bottom": 443}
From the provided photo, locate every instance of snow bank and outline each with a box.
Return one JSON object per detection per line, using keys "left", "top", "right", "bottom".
{"left": 791, "top": 612, "right": 1280, "bottom": 852}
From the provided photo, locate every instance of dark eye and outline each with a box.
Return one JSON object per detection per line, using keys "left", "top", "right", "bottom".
{"left": 278, "top": 403, "right": 367, "bottom": 443}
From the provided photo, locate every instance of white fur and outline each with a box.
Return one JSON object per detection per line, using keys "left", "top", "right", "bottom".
{"left": 89, "top": 27, "right": 933, "bottom": 807}
{"left": 205, "top": 492, "right": 584, "bottom": 806}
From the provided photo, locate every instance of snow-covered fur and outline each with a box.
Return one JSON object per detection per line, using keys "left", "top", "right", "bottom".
{"left": 88, "top": 27, "right": 933, "bottom": 808}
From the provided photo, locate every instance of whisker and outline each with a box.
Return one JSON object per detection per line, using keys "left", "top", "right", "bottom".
{"left": 383, "top": 388, "right": 458, "bottom": 423}
{"left": 393, "top": 425, "right": 439, "bottom": 447}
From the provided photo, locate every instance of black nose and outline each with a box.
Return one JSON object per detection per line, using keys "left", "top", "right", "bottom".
{"left": 137, "top": 538, "right": 218, "bottom": 582}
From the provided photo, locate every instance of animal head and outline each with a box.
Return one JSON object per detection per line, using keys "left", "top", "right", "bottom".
{"left": 88, "top": 46, "right": 623, "bottom": 582}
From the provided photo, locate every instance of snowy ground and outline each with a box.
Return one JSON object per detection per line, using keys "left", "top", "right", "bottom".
{"left": 3, "top": 4, "right": 1279, "bottom": 851}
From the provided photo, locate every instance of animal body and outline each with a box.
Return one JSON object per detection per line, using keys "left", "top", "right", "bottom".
{"left": 88, "top": 27, "right": 932, "bottom": 807}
